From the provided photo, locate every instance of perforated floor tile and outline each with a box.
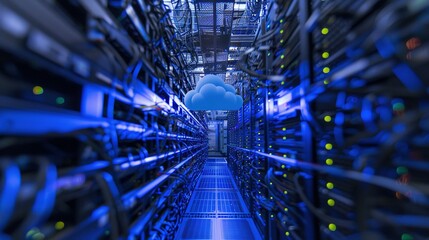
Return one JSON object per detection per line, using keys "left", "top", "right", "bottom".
{"left": 180, "top": 219, "right": 212, "bottom": 239}
{"left": 221, "top": 219, "right": 255, "bottom": 240}
{"left": 176, "top": 158, "right": 261, "bottom": 240}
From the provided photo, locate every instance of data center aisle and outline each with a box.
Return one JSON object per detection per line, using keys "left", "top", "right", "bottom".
{"left": 176, "top": 158, "right": 261, "bottom": 240}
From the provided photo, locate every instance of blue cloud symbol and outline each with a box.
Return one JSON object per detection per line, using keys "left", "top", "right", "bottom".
{"left": 184, "top": 75, "right": 243, "bottom": 110}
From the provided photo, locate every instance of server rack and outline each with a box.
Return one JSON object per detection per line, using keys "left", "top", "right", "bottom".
{"left": 0, "top": 0, "right": 207, "bottom": 239}
{"left": 228, "top": 0, "right": 429, "bottom": 239}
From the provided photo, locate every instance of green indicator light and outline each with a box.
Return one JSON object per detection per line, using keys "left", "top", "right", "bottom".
{"left": 281, "top": 81, "right": 285, "bottom": 85}
{"left": 283, "top": 173, "right": 287, "bottom": 178}
{"left": 323, "top": 67, "right": 330, "bottom": 73}
{"left": 270, "top": 182, "right": 273, "bottom": 185}
{"left": 283, "top": 190, "right": 288, "bottom": 194}
{"left": 324, "top": 115, "right": 332, "bottom": 122}
{"left": 327, "top": 199, "right": 335, "bottom": 206}
{"left": 325, "top": 158, "right": 333, "bottom": 165}
{"left": 285, "top": 232, "right": 290, "bottom": 236}
{"left": 26, "top": 228, "right": 39, "bottom": 238}
{"left": 281, "top": 64, "right": 285, "bottom": 69}
{"left": 55, "top": 221, "right": 65, "bottom": 230}
{"left": 33, "top": 233, "right": 45, "bottom": 240}
{"left": 402, "top": 233, "right": 414, "bottom": 240}
{"left": 284, "top": 208, "right": 288, "bottom": 212}
{"left": 396, "top": 166, "right": 408, "bottom": 175}
{"left": 56, "top": 97, "right": 65, "bottom": 105}
{"left": 283, "top": 136, "right": 287, "bottom": 140}
{"left": 280, "top": 29, "right": 284, "bottom": 34}
{"left": 322, "top": 52, "right": 330, "bottom": 58}
{"left": 328, "top": 223, "right": 336, "bottom": 231}
{"left": 281, "top": 54, "right": 285, "bottom": 59}
{"left": 326, "top": 182, "right": 334, "bottom": 189}
{"left": 393, "top": 102, "right": 405, "bottom": 111}
{"left": 324, "top": 79, "right": 330, "bottom": 85}
{"left": 325, "top": 143, "right": 333, "bottom": 150}
{"left": 281, "top": 165, "right": 285, "bottom": 169}
{"left": 271, "top": 214, "right": 274, "bottom": 218}
{"left": 33, "top": 86, "right": 44, "bottom": 95}
{"left": 282, "top": 127, "right": 286, "bottom": 131}
{"left": 321, "top": 28, "right": 329, "bottom": 35}
{"left": 280, "top": 39, "right": 284, "bottom": 44}
{"left": 283, "top": 154, "right": 287, "bottom": 158}
{"left": 270, "top": 196, "right": 273, "bottom": 200}
{"left": 280, "top": 19, "right": 284, "bottom": 23}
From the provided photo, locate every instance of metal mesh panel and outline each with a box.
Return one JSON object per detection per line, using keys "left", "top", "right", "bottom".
{"left": 180, "top": 219, "right": 212, "bottom": 239}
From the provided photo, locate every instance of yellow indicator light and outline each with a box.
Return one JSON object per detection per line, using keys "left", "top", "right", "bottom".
{"left": 323, "top": 79, "right": 330, "bottom": 85}
{"left": 325, "top": 143, "right": 333, "bottom": 150}
{"left": 281, "top": 165, "right": 285, "bottom": 169}
{"left": 284, "top": 208, "right": 288, "bottom": 212}
{"left": 281, "top": 64, "right": 285, "bottom": 69}
{"left": 281, "top": 54, "right": 285, "bottom": 59}
{"left": 324, "top": 115, "right": 332, "bottom": 122}
{"left": 33, "top": 86, "right": 44, "bottom": 95}
{"left": 321, "top": 28, "right": 329, "bottom": 35}
{"left": 327, "top": 199, "right": 335, "bottom": 206}
{"left": 322, "top": 52, "right": 330, "bottom": 58}
{"left": 280, "top": 29, "right": 284, "bottom": 34}
{"left": 282, "top": 127, "right": 286, "bottom": 131}
{"left": 283, "top": 154, "right": 287, "bottom": 158}
{"left": 283, "top": 173, "right": 287, "bottom": 178}
{"left": 323, "top": 67, "right": 330, "bottom": 74}
{"left": 285, "top": 232, "right": 290, "bottom": 236}
{"left": 325, "top": 158, "right": 333, "bottom": 165}
{"left": 283, "top": 190, "right": 288, "bottom": 194}
{"left": 55, "top": 221, "right": 65, "bottom": 230}
{"left": 326, "top": 182, "right": 334, "bottom": 189}
{"left": 328, "top": 223, "right": 336, "bottom": 231}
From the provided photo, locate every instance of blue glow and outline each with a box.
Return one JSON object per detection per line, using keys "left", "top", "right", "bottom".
{"left": 393, "top": 63, "right": 424, "bottom": 91}
{"left": 0, "top": 163, "right": 21, "bottom": 230}
{"left": 375, "top": 38, "right": 396, "bottom": 58}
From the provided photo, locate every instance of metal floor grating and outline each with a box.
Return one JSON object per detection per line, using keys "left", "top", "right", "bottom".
{"left": 176, "top": 158, "right": 261, "bottom": 240}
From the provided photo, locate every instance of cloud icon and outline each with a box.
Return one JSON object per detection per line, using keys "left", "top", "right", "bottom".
{"left": 184, "top": 75, "right": 243, "bottom": 110}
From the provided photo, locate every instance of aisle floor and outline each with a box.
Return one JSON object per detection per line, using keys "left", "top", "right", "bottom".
{"left": 176, "top": 158, "right": 261, "bottom": 240}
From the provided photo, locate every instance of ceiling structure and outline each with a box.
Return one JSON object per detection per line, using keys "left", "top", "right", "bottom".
{"left": 164, "top": 0, "right": 261, "bottom": 119}
{"left": 165, "top": 0, "right": 261, "bottom": 78}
